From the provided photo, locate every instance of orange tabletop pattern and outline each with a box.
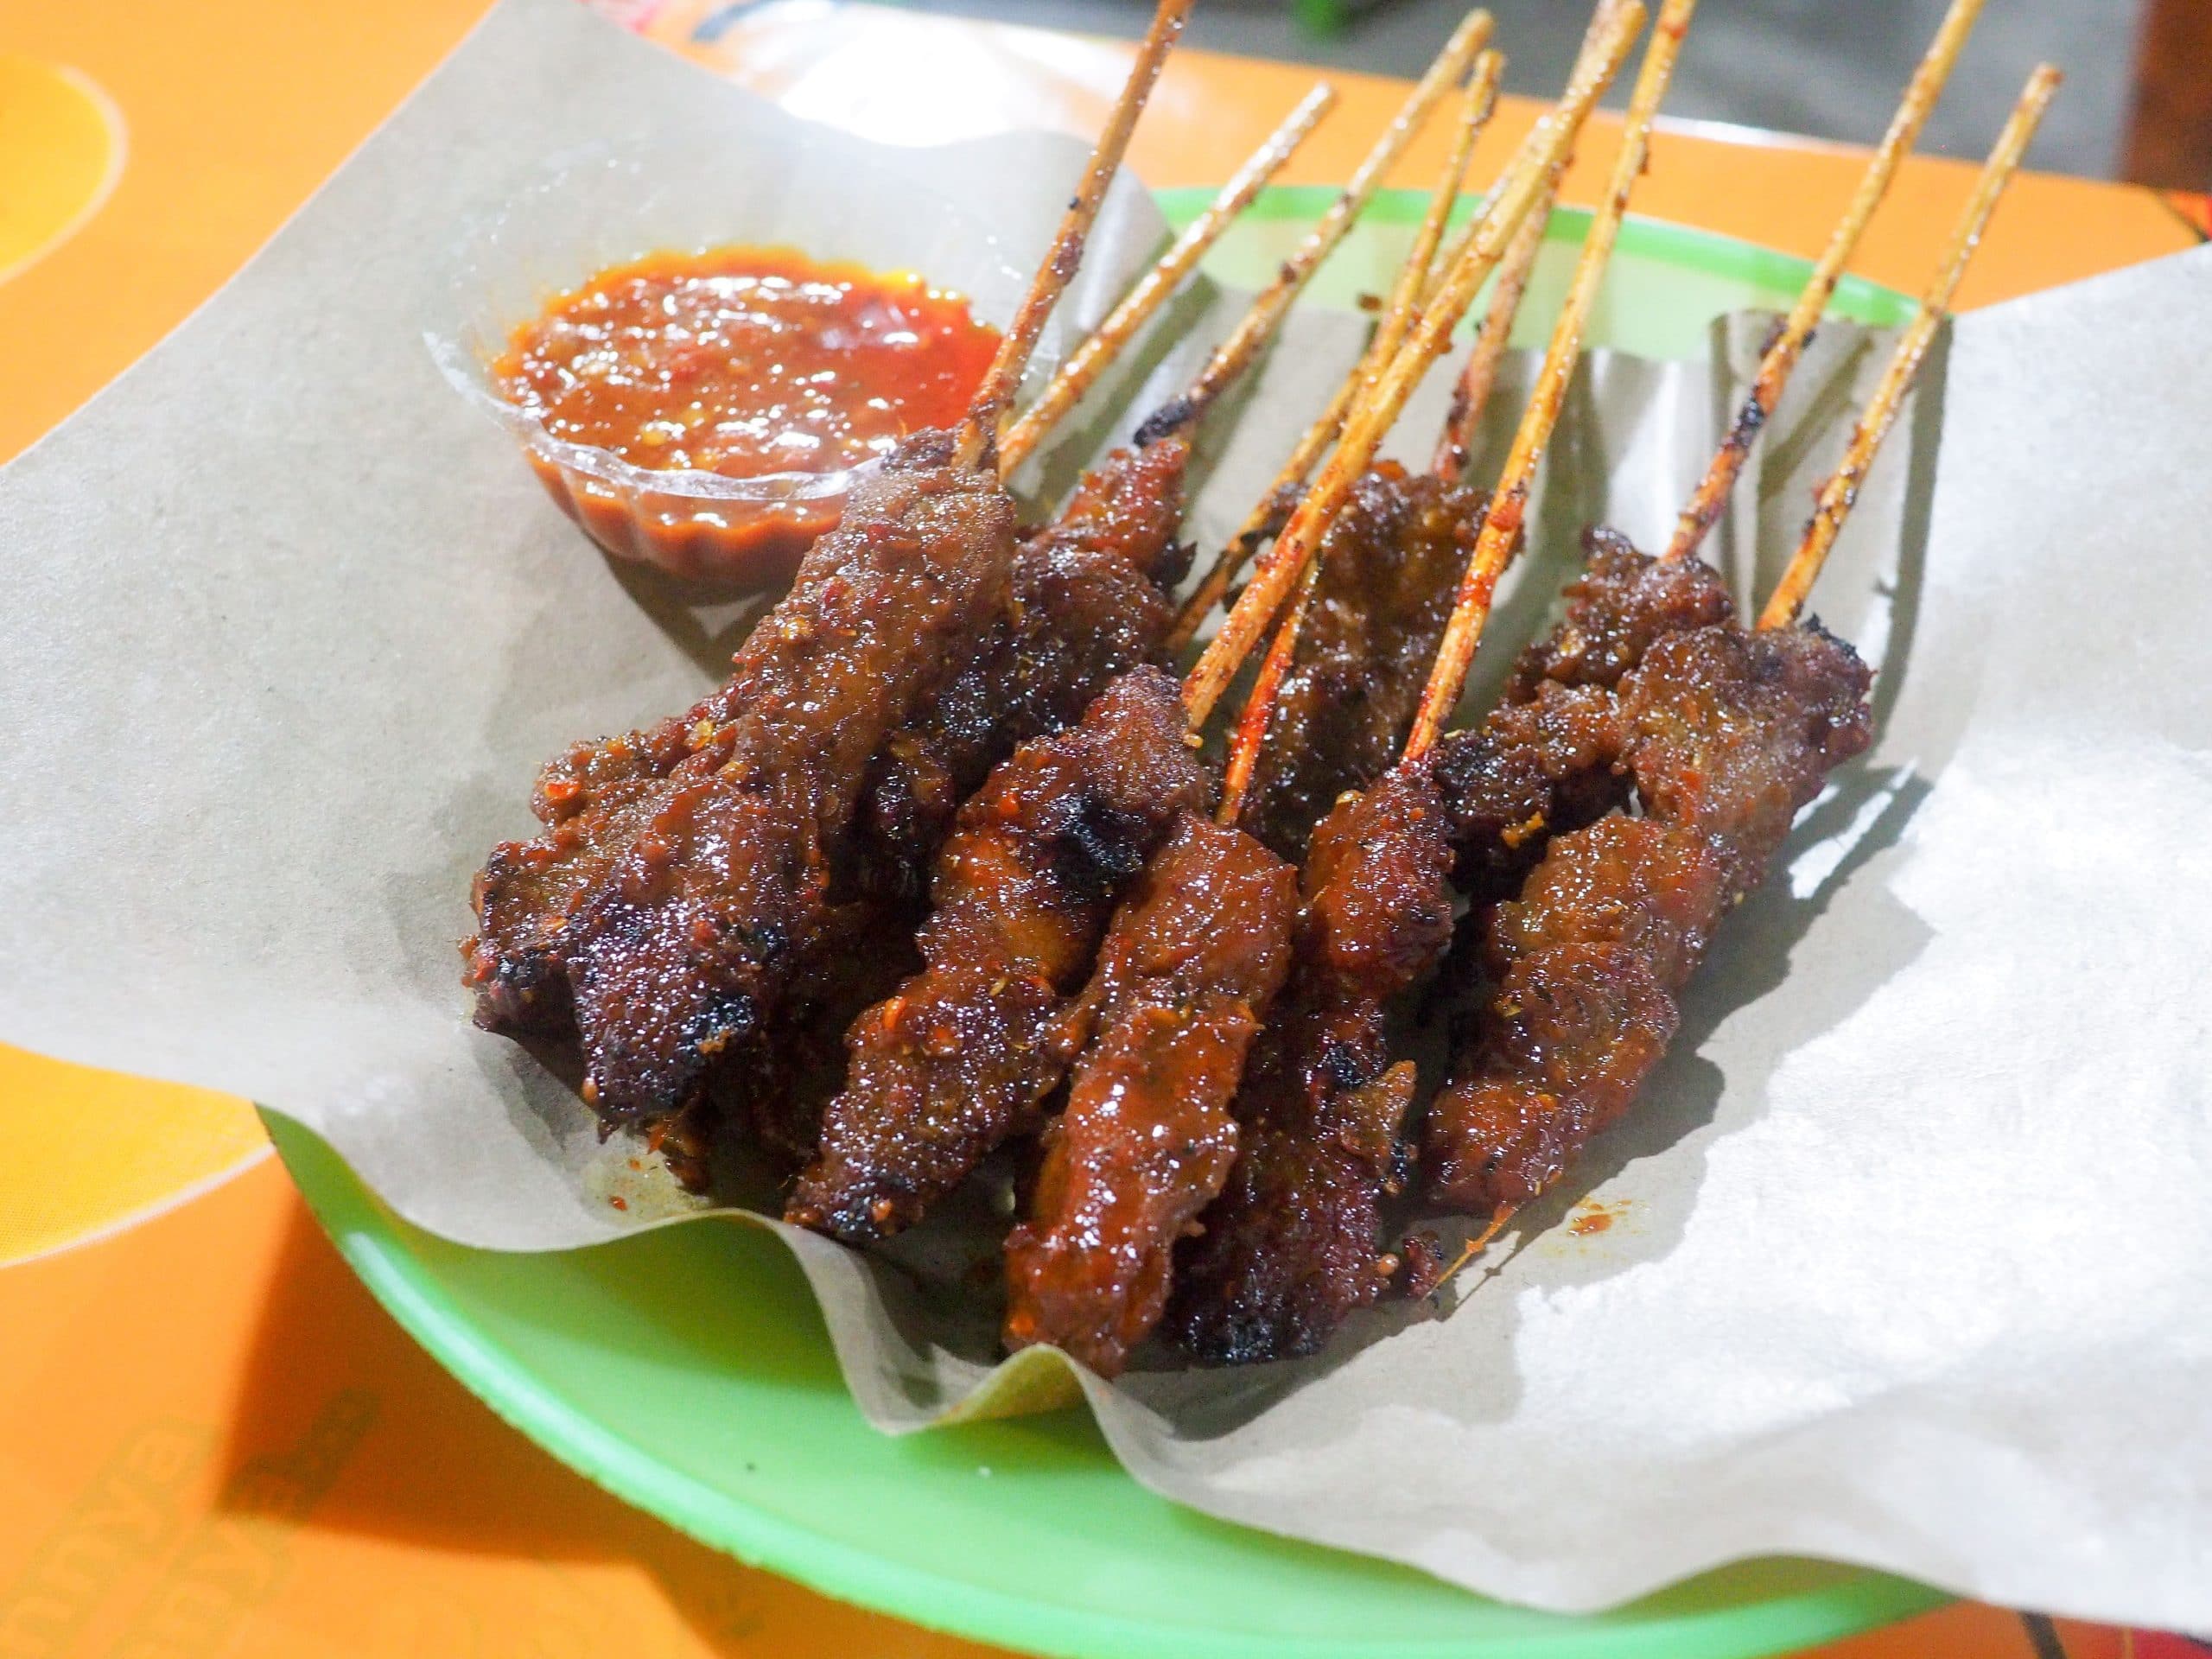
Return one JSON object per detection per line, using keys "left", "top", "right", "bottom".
{"left": 0, "top": 0, "right": 2201, "bottom": 1652}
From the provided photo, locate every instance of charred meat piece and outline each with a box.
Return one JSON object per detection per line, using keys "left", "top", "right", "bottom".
{"left": 1005, "top": 813, "right": 1297, "bottom": 1376}
{"left": 1168, "top": 541, "right": 1735, "bottom": 1363}
{"left": 1503, "top": 525, "right": 1735, "bottom": 702}
{"left": 788, "top": 668, "right": 1206, "bottom": 1242}
{"left": 1244, "top": 465, "right": 1488, "bottom": 861}
{"left": 1425, "top": 619, "right": 1874, "bottom": 1212}
{"left": 1431, "top": 678, "right": 1633, "bottom": 902}
{"left": 465, "top": 437, "right": 1189, "bottom": 1041}
{"left": 1169, "top": 762, "right": 1451, "bottom": 1361}
{"left": 560, "top": 436, "right": 1020, "bottom": 1127}
{"left": 851, "top": 437, "right": 1192, "bottom": 899}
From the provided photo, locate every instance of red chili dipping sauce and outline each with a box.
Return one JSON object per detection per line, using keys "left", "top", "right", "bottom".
{"left": 493, "top": 246, "right": 1001, "bottom": 586}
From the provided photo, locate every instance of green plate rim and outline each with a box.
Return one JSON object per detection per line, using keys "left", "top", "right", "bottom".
{"left": 270, "top": 1110, "right": 1948, "bottom": 1659}
{"left": 1151, "top": 185, "right": 1922, "bottom": 332}
{"left": 270, "top": 194, "right": 1943, "bottom": 1659}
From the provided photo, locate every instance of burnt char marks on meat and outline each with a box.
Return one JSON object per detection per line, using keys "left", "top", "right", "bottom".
{"left": 1245, "top": 465, "right": 1488, "bottom": 861}
{"left": 467, "top": 700, "right": 738, "bottom": 1037}
{"left": 851, "top": 439, "right": 1191, "bottom": 901}
{"left": 1005, "top": 813, "right": 1297, "bottom": 1377}
{"left": 564, "top": 436, "right": 1020, "bottom": 1127}
{"left": 1167, "top": 540, "right": 1741, "bottom": 1364}
{"left": 1431, "top": 681, "right": 1630, "bottom": 903}
{"left": 1425, "top": 620, "right": 1874, "bottom": 1213}
{"left": 1503, "top": 526, "right": 1735, "bottom": 702}
{"left": 470, "top": 437, "right": 1188, "bottom": 1049}
{"left": 788, "top": 667, "right": 1205, "bottom": 1243}
{"left": 1170, "top": 764, "right": 1452, "bottom": 1362}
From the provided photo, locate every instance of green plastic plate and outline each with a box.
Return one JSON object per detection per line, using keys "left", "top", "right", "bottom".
{"left": 270, "top": 191, "right": 1938, "bottom": 1659}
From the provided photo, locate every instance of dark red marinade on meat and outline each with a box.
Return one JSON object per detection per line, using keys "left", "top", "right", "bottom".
{"left": 1423, "top": 617, "right": 1874, "bottom": 1211}
{"left": 1241, "top": 464, "right": 1489, "bottom": 861}
{"left": 1005, "top": 811, "right": 1298, "bottom": 1376}
{"left": 1170, "top": 534, "right": 1739, "bottom": 1363}
{"left": 466, "top": 434, "right": 1192, "bottom": 1148}
{"left": 788, "top": 666, "right": 1207, "bottom": 1242}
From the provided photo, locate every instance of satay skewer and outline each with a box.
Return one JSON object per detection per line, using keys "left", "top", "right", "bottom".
{"left": 955, "top": 0, "right": 1196, "bottom": 470}
{"left": 1161, "top": 29, "right": 1508, "bottom": 655}
{"left": 1405, "top": 0, "right": 1695, "bottom": 766}
{"left": 1003, "top": 4, "right": 1670, "bottom": 1376}
{"left": 1001, "top": 81, "right": 1338, "bottom": 472}
{"left": 1215, "top": 59, "right": 1510, "bottom": 823}
{"left": 785, "top": 66, "right": 1492, "bottom": 1246}
{"left": 1185, "top": 0, "right": 1649, "bottom": 734}
{"left": 1223, "top": 0, "right": 1683, "bottom": 824}
{"left": 1761, "top": 62, "right": 2058, "bottom": 629}
{"left": 1662, "top": 0, "right": 1986, "bottom": 562}
{"left": 1426, "top": 64, "right": 2057, "bottom": 1294}
{"left": 527, "top": 0, "right": 1205, "bottom": 1128}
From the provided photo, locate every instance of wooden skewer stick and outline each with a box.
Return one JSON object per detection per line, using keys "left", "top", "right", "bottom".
{"left": 999, "top": 82, "right": 1337, "bottom": 474}
{"left": 1184, "top": 0, "right": 1647, "bottom": 732}
{"left": 1430, "top": 0, "right": 1636, "bottom": 481}
{"left": 1165, "top": 10, "right": 1496, "bottom": 443}
{"left": 1662, "top": 0, "right": 1986, "bottom": 563}
{"left": 1760, "top": 63, "right": 2058, "bottom": 631}
{"left": 1166, "top": 349, "right": 1353, "bottom": 654}
{"left": 1429, "top": 185, "right": 1553, "bottom": 480}
{"left": 953, "top": 0, "right": 1194, "bottom": 471}
{"left": 1162, "top": 16, "right": 1500, "bottom": 652}
{"left": 1424, "top": 1205, "right": 1520, "bottom": 1300}
{"left": 1217, "top": 56, "right": 1506, "bottom": 823}
{"left": 1403, "top": 0, "right": 1697, "bottom": 762}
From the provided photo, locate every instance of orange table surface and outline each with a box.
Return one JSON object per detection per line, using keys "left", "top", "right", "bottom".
{"left": 0, "top": 1, "right": 2201, "bottom": 1654}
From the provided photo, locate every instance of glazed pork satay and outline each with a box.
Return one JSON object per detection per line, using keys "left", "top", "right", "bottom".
{"left": 994, "top": 77, "right": 1505, "bottom": 1366}
{"left": 1422, "top": 624, "right": 1872, "bottom": 1213}
{"left": 1226, "top": 0, "right": 1675, "bottom": 842}
{"left": 1425, "top": 68, "right": 2055, "bottom": 1220}
{"left": 804, "top": 231, "right": 1362, "bottom": 1211}
{"left": 1002, "top": 813, "right": 1298, "bottom": 1376}
{"left": 546, "top": 0, "right": 1193, "bottom": 1126}
{"left": 791, "top": 666, "right": 1210, "bottom": 1238}
{"left": 1224, "top": 9, "right": 1636, "bottom": 849}
{"left": 1232, "top": 460, "right": 1486, "bottom": 861}
{"left": 788, "top": 23, "right": 1500, "bottom": 1241}
{"left": 1169, "top": 0, "right": 1696, "bottom": 1363}
{"left": 1179, "top": 27, "right": 2017, "bottom": 1362}
{"left": 849, "top": 85, "right": 1342, "bottom": 900}
{"left": 1001, "top": 14, "right": 1651, "bottom": 1375}
{"left": 470, "top": 95, "right": 1324, "bottom": 1032}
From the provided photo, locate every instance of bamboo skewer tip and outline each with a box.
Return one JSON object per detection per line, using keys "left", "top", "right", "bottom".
{"left": 1663, "top": 0, "right": 1988, "bottom": 564}
{"left": 954, "top": 0, "right": 1194, "bottom": 471}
